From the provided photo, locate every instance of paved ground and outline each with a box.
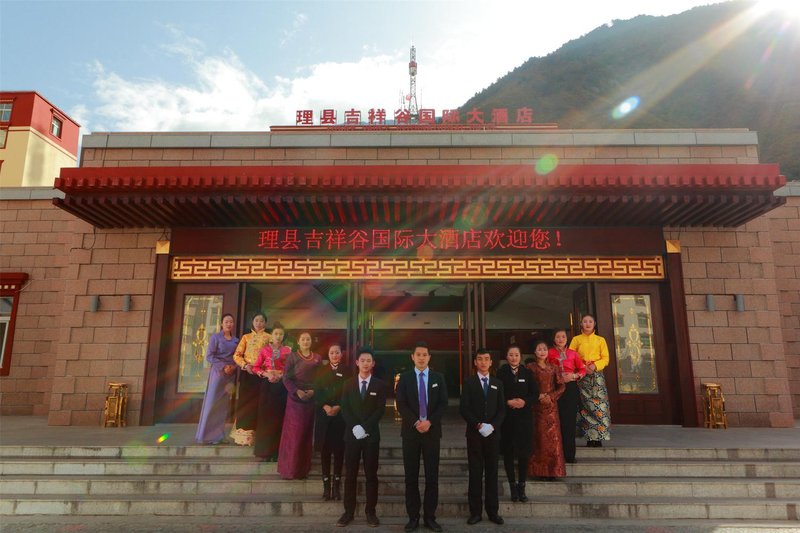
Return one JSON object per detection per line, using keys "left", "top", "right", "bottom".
{"left": 1, "top": 412, "right": 799, "bottom": 449}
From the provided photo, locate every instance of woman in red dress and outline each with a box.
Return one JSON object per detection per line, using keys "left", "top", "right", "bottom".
{"left": 527, "top": 340, "right": 566, "bottom": 481}
{"left": 548, "top": 329, "right": 586, "bottom": 464}
{"left": 277, "top": 331, "right": 322, "bottom": 480}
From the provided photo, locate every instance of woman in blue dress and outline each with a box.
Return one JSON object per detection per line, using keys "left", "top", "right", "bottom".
{"left": 195, "top": 313, "right": 239, "bottom": 444}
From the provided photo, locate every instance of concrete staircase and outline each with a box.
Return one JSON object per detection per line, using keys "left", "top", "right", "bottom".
{"left": 1, "top": 443, "right": 799, "bottom": 524}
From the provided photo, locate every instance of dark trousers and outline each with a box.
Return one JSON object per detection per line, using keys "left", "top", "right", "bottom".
{"left": 320, "top": 442, "right": 344, "bottom": 479}
{"left": 503, "top": 452, "right": 528, "bottom": 485}
{"left": 402, "top": 435, "right": 441, "bottom": 520}
{"left": 235, "top": 371, "right": 261, "bottom": 430}
{"left": 559, "top": 381, "right": 580, "bottom": 462}
{"left": 343, "top": 439, "right": 380, "bottom": 516}
{"left": 254, "top": 380, "right": 286, "bottom": 458}
{"left": 466, "top": 432, "right": 499, "bottom": 518}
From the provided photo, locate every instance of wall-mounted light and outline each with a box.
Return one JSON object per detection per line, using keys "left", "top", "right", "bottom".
{"left": 90, "top": 295, "right": 100, "bottom": 312}
{"left": 122, "top": 295, "right": 132, "bottom": 312}
{"left": 705, "top": 295, "right": 716, "bottom": 312}
{"left": 734, "top": 294, "right": 745, "bottom": 312}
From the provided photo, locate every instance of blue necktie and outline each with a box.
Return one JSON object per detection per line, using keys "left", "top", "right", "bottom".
{"left": 418, "top": 372, "right": 427, "bottom": 419}
{"left": 361, "top": 380, "right": 367, "bottom": 399}
{"left": 481, "top": 377, "right": 488, "bottom": 397}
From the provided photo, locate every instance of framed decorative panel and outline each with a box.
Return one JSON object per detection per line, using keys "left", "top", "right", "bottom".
{"left": 171, "top": 256, "right": 664, "bottom": 281}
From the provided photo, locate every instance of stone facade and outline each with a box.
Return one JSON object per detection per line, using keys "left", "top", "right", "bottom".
{"left": 1, "top": 129, "right": 797, "bottom": 426}
{"left": 665, "top": 198, "right": 798, "bottom": 427}
{"left": 0, "top": 191, "right": 159, "bottom": 425}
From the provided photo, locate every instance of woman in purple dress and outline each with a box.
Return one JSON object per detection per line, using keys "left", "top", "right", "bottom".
{"left": 277, "top": 331, "right": 322, "bottom": 479}
{"left": 195, "top": 313, "right": 239, "bottom": 444}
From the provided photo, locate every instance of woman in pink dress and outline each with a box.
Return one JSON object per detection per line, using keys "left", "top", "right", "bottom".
{"left": 548, "top": 329, "right": 586, "bottom": 464}
{"left": 253, "top": 322, "right": 292, "bottom": 462}
{"left": 527, "top": 340, "right": 566, "bottom": 481}
{"left": 277, "top": 331, "right": 322, "bottom": 479}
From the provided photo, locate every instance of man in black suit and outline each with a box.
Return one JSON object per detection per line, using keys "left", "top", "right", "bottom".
{"left": 396, "top": 341, "right": 448, "bottom": 532}
{"left": 337, "top": 347, "right": 387, "bottom": 528}
{"left": 460, "top": 348, "right": 506, "bottom": 526}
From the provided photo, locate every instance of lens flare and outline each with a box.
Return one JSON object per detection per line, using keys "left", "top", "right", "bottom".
{"left": 611, "top": 96, "right": 640, "bottom": 120}
{"left": 157, "top": 433, "right": 170, "bottom": 444}
{"left": 535, "top": 154, "right": 559, "bottom": 175}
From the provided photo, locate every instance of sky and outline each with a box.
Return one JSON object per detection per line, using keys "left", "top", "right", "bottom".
{"left": 0, "top": 0, "right": 732, "bottom": 134}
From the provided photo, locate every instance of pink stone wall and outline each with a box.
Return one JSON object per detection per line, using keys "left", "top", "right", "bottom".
{"left": 665, "top": 210, "right": 796, "bottom": 427}
{"left": 0, "top": 199, "right": 71, "bottom": 415}
{"left": 765, "top": 196, "right": 800, "bottom": 419}
{"left": 1, "top": 199, "right": 159, "bottom": 425}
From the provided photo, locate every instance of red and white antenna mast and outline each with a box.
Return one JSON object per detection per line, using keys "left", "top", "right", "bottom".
{"left": 408, "top": 45, "right": 419, "bottom": 123}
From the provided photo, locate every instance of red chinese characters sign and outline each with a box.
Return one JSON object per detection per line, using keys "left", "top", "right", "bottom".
{"left": 256, "top": 227, "right": 562, "bottom": 253}
{"left": 294, "top": 107, "right": 535, "bottom": 127}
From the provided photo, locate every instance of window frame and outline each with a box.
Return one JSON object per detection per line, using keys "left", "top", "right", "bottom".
{"left": 0, "top": 102, "right": 12, "bottom": 123}
{"left": 50, "top": 114, "right": 63, "bottom": 139}
{"left": 0, "top": 273, "right": 28, "bottom": 377}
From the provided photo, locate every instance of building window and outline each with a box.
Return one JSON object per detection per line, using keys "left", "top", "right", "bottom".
{"left": 0, "top": 128, "right": 7, "bottom": 149}
{"left": 0, "top": 273, "right": 28, "bottom": 377}
{"left": 51, "top": 115, "right": 63, "bottom": 138}
{"left": 0, "top": 102, "right": 12, "bottom": 122}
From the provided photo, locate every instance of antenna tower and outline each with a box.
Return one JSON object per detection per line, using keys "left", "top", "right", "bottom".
{"left": 408, "top": 46, "right": 419, "bottom": 122}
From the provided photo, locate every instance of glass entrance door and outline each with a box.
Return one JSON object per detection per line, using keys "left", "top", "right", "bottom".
{"left": 362, "top": 281, "right": 466, "bottom": 398}
{"left": 595, "top": 282, "right": 678, "bottom": 424}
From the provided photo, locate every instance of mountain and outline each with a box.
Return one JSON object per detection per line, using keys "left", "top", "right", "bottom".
{"left": 460, "top": 1, "right": 800, "bottom": 180}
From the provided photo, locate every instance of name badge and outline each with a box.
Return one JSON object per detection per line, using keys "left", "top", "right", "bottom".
{"left": 336, "top": 373, "right": 343, "bottom": 377}
{"left": 490, "top": 385, "right": 498, "bottom": 390}
{"left": 518, "top": 378, "right": 526, "bottom": 382}
{"left": 432, "top": 383, "right": 439, "bottom": 388}
{"left": 369, "top": 391, "right": 377, "bottom": 396}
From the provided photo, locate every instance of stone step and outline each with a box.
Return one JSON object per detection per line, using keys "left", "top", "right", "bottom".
{"left": 3, "top": 458, "right": 800, "bottom": 478}
{"left": 2, "top": 444, "right": 799, "bottom": 461}
{"left": 2, "top": 494, "right": 798, "bottom": 520}
{"left": 2, "top": 474, "right": 798, "bottom": 499}
{"left": 4, "top": 515, "right": 800, "bottom": 533}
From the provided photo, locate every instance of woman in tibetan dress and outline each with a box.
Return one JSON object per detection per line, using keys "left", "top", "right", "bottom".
{"left": 231, "top": 312, "right": 270, "bottom": 446}
{"left": 195, "top": 313, "right": 239, "bottom": 444}
{"left": 277, "top": 331, "right": 322, "bottom": 479}
{"left": 548, "top": 329, "right": 586, "bottom": 463}
{"left": 569, "top": 314, "right": 612, "bottom": 447}
{"left": 527, "top": 340, "right": 566, "bottom": 480}
{"left": 252, "top": 322, "right": 292, "bottom": 461}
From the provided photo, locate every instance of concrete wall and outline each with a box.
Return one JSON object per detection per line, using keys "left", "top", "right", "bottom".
{"left": 0, "top": 129, "right": 77, "bottom": 188}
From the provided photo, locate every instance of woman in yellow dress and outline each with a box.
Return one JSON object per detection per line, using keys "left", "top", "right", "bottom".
{"left": 230, "top": 312, "right": 270, "bottom": 446}
{"left": 569, "top": 314, "right": 611, "bottom": 447}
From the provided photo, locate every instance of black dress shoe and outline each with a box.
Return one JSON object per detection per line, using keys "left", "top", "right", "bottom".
{"left": 405, "top": 517, "right": 420, "bottom": 531}
{"left": 467, "top": 515, "right": 482, "bottom": 525}
{"left": 336, "top": 513, "right": 353, "bottom": 527}
{"left": 366, "top": 513, "right": 380, "bottom": 528}
{"left": 488, "top": 514, "right": 505, "bottom": 525}
{"left": 424, "top": 518, "right": 443, "bottom": 532}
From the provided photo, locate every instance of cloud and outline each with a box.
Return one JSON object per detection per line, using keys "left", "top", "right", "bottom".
{"left": 280, "top": 12, "right": 308, "bottom": 49}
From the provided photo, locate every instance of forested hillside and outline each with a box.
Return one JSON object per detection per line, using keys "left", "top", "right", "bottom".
{"left": 461, "top": 1, "right": 800, "bottom": 179}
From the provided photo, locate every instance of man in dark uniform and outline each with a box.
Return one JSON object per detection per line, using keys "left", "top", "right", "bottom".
{"left": 460, "top": 348, "right": 506, "bottom": 526}
{"left": 396, "top": 341, "right": 448, "bottom": 532}
{"left": 337, "top": 347, "right": 387, "bottom": 528}
{"left": 496, "top": 344, "right": 538, "bottom": 503}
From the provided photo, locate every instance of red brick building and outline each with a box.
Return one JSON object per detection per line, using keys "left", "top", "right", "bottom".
{"left": 0, "top": 126, "right": 797, "bottom": 428}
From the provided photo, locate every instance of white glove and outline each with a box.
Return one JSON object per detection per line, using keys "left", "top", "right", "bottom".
{"left": 478, "top": 423, "right": 494, "bottom": 437}
{"left": 352, "top": 425, "right": 368, "bottom": 440}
